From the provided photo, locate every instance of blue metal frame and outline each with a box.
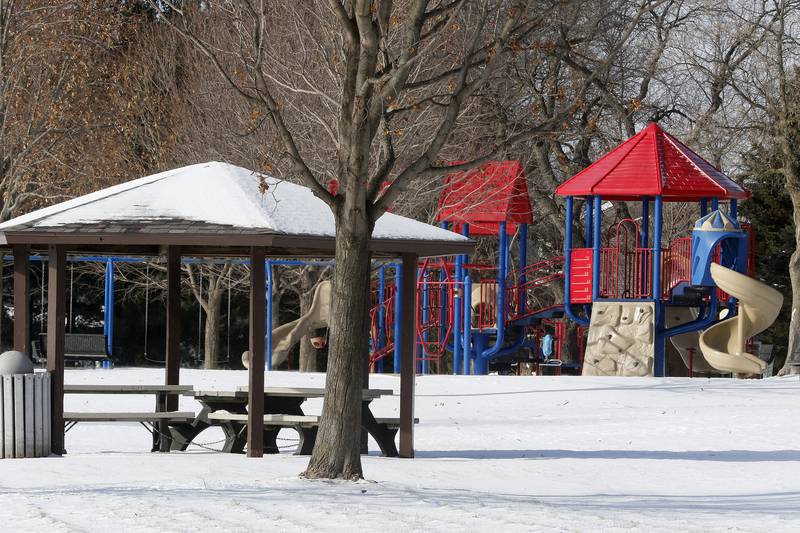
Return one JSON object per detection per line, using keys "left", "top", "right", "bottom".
{"left": 652, "top": 195, "right": 665, "bottom": 377}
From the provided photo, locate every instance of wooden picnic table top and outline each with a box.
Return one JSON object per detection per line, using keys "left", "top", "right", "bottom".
{"left": 64, "top": 384, "right": 195, "bottom": 394}
{"left": 192, "top": 387, "right": 394, "bottom": 399}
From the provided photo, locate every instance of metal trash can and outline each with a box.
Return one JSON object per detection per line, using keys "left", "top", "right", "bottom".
{"left": 0, "top": 351, "right": 51, "bottom": 458}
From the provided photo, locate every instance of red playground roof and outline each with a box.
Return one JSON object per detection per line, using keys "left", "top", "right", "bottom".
{"left": 437, "top": 160, "right": 534, "bottom": 236}
{"left": 555, "top": 123, "right": 749, "bottom": 201}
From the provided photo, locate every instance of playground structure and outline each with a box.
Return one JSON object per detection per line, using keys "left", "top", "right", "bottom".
{"left": 360, "top": 123, "right": 783, "bottom": 377}
{"left": 66, "top": 126, "right": 783, "bottom": 378}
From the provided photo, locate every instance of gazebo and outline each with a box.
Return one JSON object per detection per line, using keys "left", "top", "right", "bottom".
{"left": 0, "top": 161, "right": 474, "bottom": 457}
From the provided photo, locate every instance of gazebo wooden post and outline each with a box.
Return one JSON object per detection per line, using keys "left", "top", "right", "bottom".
{"left": 399, "top": 252, "right": 418, "bottom": 458}
{"left": 46, "top": 245, "right": 66, "bottom": 455}
{"left": 247, "top": 247, "right": 266, "bottom": 457}
{"left": 12, "top": 244, "right": 29, "bottom": 354}
{"left": 161, "top": 246, "right": 181, "bottom": 452}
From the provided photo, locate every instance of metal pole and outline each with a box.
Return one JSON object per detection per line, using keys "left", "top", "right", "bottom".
{"left": 711, "top": 197, "right": 719, "bottom": 211}
{"left": 266, "top": 260, "right": 273, "bottom": 370}
{"left": 592, "top": 195, "right": 602, "bottom": 301}
{"left": 377, "top": 265, "right": 386, "bottom": 373}
{"left": 421, "top": 271, "right": 429, "bottom": 375}
{"left": 700, "top": 198, "right": 708, "bottom": 217}
{"left": 730, "top": 199, "right": 738, "bottom": 219}
{"left": 462, "top": 275, "right": 472, "bottom": 374}
{"left": 393, "top": 263, "right": 403, "bottom": 373}
{"left": 653, "top": 196, "right": 665, "bottom": 377}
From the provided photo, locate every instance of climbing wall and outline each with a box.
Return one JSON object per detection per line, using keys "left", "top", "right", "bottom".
{"left": 582, "top": 302, "right": 655, "bottom": 377}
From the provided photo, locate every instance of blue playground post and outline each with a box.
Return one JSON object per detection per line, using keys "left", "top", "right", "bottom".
{"left": 472, "top": 222, "right": 508, "bottom": 373}
{"left": 453, "top": 254, "right": 462, "bottom": 375}
{"left": 730, "top": 199, "right": 738, "bottom": 219}
{"left": 377, "top": 265, "right": 386, "bottom": 373}
{"left": 393, "top": 263, "right": 403, "bottom": 373}
{"left": 591, "top": 195, "right": 602, "bottom": 301}
{"left": 563, "top": 196, "right": 588, "bottom": 326}
{"left": 462, "top": 275, "right": 472, "bottom": 374}
{"left": 473, "top": 333, "right": 489, "bottom": 375}
{"left": 103, "top": 259, "right": 114, "bottom": 357}
{"left": 711, "top": 197, "right": 719, "bottom": 211}
{"left": 652, "top": 195, "right": 665, "bottom": 377}
{"left": 266, "top": 259, "right": 273, "bottom": 369}
{"left": 421, "top": 271, "right": 429, "bottom": 375}
{"left": 700, "top": 197, "right": 708, "bottom": 217}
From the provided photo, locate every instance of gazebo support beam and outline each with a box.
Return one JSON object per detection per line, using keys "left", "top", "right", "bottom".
{"left": 164, "top": 246, "right": 181, "bottom": 452}
{"left": 46, "top": 244, "right": 66, "bottom": 455}
{"left": 399, "top": 252, "right": 418, "bottom": 458}
{"left": 12, "top": 244, "right": 29, "bottom": 354}
{"left": 248, "top": 247, "right": 266, "bottom": 457}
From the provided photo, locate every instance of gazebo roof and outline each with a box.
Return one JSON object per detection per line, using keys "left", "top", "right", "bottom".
{"left": 555, "top": 123, "right": 749, "bottom": 202}
{"left": 0, "top": 162, "right": 472, "bottom": 257}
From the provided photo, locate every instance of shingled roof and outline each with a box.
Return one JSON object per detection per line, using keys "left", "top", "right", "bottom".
{"left": 555, "top": 123, "right": 749, "bottom": 202}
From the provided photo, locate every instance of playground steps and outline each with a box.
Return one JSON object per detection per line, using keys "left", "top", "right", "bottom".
{"left": 582, "top": 302, "right": 655, "bottom": 377}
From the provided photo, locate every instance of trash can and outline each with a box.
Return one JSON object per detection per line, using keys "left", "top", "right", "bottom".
{"left": 0, "top": 351, "right": 51, "bottom": 458}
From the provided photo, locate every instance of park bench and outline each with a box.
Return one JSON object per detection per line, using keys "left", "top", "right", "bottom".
{"left": 64, "top": 384, "right": 195, "bottom": 451}
{"left": 33, "top": 333, "right": 110, "bottom": 366}
{"left": 205, "top": 411, "right": 417, "bottom": 455}
{"left": 64, "top": 411, "right": 196, "bottom": 443}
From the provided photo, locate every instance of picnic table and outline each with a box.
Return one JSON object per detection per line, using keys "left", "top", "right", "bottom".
{"left": 168, "top": 387, "right": 403, "bottom": 456}
{"left": 63, "top": 384, "right": 195, "bottom": 452}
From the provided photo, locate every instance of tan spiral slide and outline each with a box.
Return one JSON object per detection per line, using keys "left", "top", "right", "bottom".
{"left": 699, "top": 263, "right": 783, "bottom": 376}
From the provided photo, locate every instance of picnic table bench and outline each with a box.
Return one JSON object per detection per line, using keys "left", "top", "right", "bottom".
{"left": 64, "top": 384, "right": 194, "bottom": 451}
{"left": 169, "top": 387, "right": 407, "bottom": 456}
{"left": 33, "top": 334, "right": 111, "bottom": 366}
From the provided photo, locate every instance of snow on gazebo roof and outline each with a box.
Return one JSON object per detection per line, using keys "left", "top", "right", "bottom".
{"left": 0, "top": 162, "right": 472, "bottom": 257}
{"left": 555, "top": 123, "right": 749, "bottom": 202}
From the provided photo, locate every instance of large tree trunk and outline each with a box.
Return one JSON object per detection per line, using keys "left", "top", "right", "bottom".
{"left": 303, "top": 201, "right": 372, "bottom": 480}
{"left": 203, "top": 291, "right": 221, "bottom": 369}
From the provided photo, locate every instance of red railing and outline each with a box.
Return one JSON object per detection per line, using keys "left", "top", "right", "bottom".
{"left": 507, "top": 256, "right": 565, "bottom": 322}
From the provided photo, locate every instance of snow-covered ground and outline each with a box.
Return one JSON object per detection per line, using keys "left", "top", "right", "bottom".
{"left": 2, "top": 368, "right": 799, "bottom": 532}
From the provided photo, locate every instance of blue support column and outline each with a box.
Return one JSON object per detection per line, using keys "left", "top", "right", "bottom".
{"left": 473, "top": 333, "right": 489, "bottom": 375}
{"left": 592, "top": 195, "right": 602, "bottom": 301}
{"left": 564, "top": 196, "right": 589, "bottom": 326}
{"left": 711, "top": 197, "right": 719, "bottom": 211}
{"left": 421, "top": 273, "right": 429, "bottom": 375}
{"left": 377, "top": 266, "right": 386, "bottom": 373}
{"left": 700, "top": 198, "right": 708, "bottom": 217}
{"left": 730, "top": 199, "right": 738, "bottom": 220}
{"left": 653, "top": 196, "right": 665, "bottom": 377}
{"left": 453, "top": 255, "right": 462, "bottom": 375}
{"left": 266, "top": 260, "right": 273, "bottom": 370}
{"left": 462, "top": 275, "right": 472, "bottom": 374}
{"left": 393, "top": 264, "right": 403, "bottom": 373}
{"left": 103, "top": 259, "right": 114, "bottom": 357}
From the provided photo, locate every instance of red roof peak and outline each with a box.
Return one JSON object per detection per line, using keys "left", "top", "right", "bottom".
{"left": 555, "top": 123, "right": 749, "bottom": 201}
{"left": 437, "top": 160, "right": 533, "bottom": 236}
